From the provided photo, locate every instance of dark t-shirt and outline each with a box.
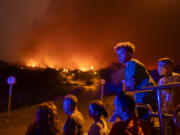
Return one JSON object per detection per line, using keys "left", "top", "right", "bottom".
{"left": 63, "top": 110, "right": 84, "bottom": 135}
{"left": 109, "top": 116, "right": 152, "bottom": 135}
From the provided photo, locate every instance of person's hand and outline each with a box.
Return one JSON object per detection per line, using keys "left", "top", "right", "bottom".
{"left": 125, "top": 78, "right": 136, "bottom": 90}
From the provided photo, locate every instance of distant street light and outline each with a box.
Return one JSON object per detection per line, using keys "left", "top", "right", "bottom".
{"left": 6, "top": 76, "right": 16, "bottom": 122}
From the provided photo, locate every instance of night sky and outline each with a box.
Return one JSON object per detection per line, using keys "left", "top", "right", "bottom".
{"left": 0, "top": 0, "right": 180, "bottom": 70}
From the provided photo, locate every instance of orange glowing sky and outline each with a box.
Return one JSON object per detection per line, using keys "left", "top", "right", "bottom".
{"left": 0, "top": 0, "right": 180, "bottom": 70}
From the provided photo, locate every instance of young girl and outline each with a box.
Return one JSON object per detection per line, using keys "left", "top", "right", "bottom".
{"left": 88, "top": 100, "right": 108, "bottom": 135}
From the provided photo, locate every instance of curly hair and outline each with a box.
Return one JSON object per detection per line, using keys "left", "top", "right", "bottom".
{"left": 26, "top": 101, "right": 60, "bottom": 135}
{"left": 114, "top": 42, "right": 135, "bottom": 54}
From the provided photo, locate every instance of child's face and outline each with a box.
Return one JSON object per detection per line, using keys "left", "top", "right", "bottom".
{"left": 157, "top": 62, "right": 172, "bottom": 76}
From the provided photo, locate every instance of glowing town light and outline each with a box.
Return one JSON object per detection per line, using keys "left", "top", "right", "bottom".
{"left": 63, "top": 68, "right": 68, "bottom": 73}
{"left": 94, "top": 71, "right": 97, "bottom": 75}
{"left": 80, "top": 68, "right": 88, "bottom": 71}
{"left": 90, "top": 65, "right": 94, "bottom": 70}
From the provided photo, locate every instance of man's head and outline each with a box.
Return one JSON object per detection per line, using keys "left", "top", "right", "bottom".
{"left": 114, "top": 42, "right": 135, "bottom": 63}
{"left": 157, "top": 57, "right": 174, "bottom": 76}
{"left": 63, "top": 94, "right": 78, "bottom": 115}
{"left": 114, "top": 92, "right": 135, "bottom": 121}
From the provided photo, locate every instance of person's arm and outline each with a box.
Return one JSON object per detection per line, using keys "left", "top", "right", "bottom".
{"left": 108, "top": 111, "right": 118, "bottom": 123}
{"left": 125, "top": 61, "right": 136, "bottom": 90}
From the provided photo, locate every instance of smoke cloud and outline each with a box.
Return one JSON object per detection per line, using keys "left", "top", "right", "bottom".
{"left": 1, "top": 0, "right": 180, "bottom": 69}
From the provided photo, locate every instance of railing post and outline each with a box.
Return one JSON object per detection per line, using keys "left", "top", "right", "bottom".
{"left": 100, "top": 79, "right": 106, "bottom": 100}
{"left": 157, "top": 88, "right": 164, "bottom": 135}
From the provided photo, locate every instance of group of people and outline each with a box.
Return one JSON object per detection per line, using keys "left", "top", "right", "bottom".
{"left": 114, "top": 42, "right": 180, "bottom": 114}
{"left": 25, "top": 93, "right": 152, "bottom": 135}
{"left": 25, "top": 42, "right": 180, "bottom": 135}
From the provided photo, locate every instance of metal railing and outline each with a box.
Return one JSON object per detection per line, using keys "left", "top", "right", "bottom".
{"left": 128, "top": 82, "right": 180, "bottom": 135}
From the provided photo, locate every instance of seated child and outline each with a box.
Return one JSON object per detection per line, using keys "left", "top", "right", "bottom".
{"left": 109, "top": 92, "right": 152, "bottom": 135}
{"left": 158, "top": 57, "right": 180, "bottom": 113}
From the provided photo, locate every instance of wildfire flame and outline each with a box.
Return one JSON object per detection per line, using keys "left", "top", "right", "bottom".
{"left": 25, "top": 58, "right": 96, "bottom": 71}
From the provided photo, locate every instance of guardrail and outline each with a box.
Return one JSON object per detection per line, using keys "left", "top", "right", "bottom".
{"left": 128, "top": 82, "right": 180, "bottom": 135}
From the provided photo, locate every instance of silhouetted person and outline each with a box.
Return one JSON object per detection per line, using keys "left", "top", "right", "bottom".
{"left": 63, "top": 94, "right": 84, "bottom": 135}
{"left": 114, "top": 42, "right": 156, "bottom": 110}
{"left": 88, "top": 100, "right": 108, "bottom": 135}
{"left": 158, "top": 57, "right": 180, "bottom": 113}
{"left": 158, "top": 58, "right": 180, "bottom": 135}
{"left": 25, "top": 101, "right": 61, "bottom": 135}
{"left": 109, "top": 92, "right": 152, "bottom": 135}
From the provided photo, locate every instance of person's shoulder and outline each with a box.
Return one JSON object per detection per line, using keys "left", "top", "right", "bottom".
{"left": 70, "top": 110, "right": 84, "bottom": 125}
{"left": 126, "top": 59, "right": 136, "bottom": 68}
{"left": 127, "top": 59, "right": 146, "bottom": 68}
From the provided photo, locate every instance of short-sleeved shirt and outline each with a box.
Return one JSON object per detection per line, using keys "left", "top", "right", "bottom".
{"left": 109, "top": 116, "right": 152, "bottom": 135}
{"left": 125, "top": 59, "right": 155, "bottom": 103}
{"left": 159, "top": 72, "right": 180, "bottom": 113}
{"left": 63, "top": 110, "right": 84, "bottom": 135}
{"left": 88, "top": 118, "right": 108, "bottom": 135}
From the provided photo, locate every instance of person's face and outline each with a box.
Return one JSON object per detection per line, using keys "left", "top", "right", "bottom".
{"left": 116, "top": 48, "right": 132, "bottom": 63}
{"left": 89, "top": 104, "right": 96, "bottom": 119}
{"left": 158, "top": 62, "right": 172, "bottom": 76}
{"left": 63, "top": 99, "right": 72, "bottom": 114}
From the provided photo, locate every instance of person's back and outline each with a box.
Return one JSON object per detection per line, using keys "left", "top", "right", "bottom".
{"left": 125, "top": 59, "right": 154, "bottom": 89}
{"left": 125, "top": 59, "right": 156, "bottom": 110}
